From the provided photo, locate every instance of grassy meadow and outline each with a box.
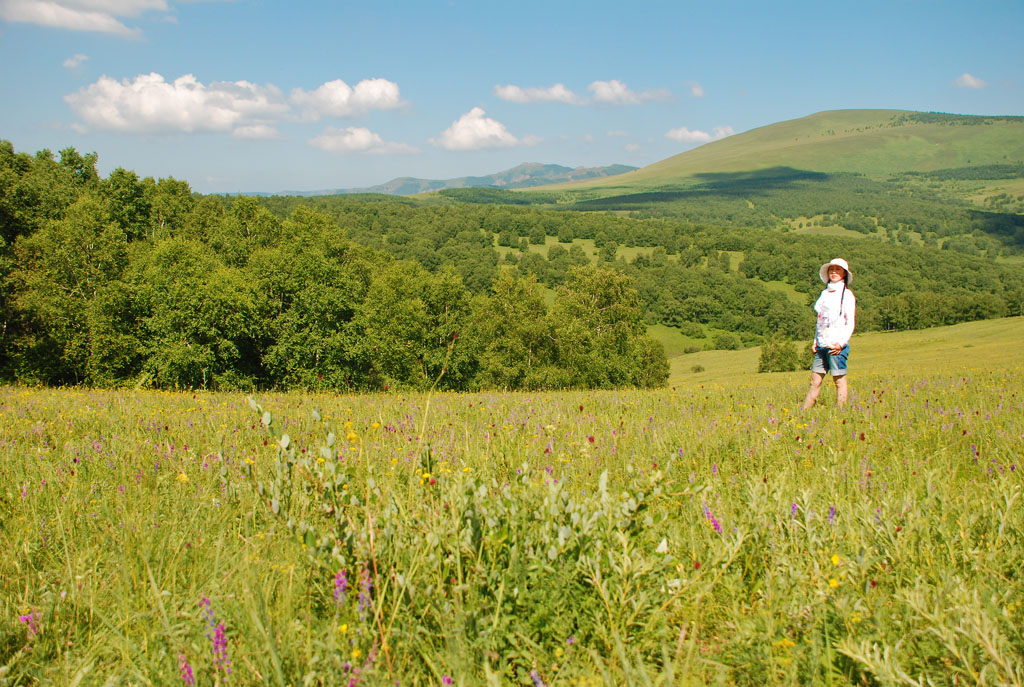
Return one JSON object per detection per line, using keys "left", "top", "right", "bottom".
{"left": 2, "top": 318, "right": 1022, "bottom": 686}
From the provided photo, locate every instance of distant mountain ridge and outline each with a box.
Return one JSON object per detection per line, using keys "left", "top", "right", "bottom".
{"left": 272, "top": 162, "right": 637, "bottom": 197}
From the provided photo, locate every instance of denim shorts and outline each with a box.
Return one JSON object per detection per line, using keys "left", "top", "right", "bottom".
{"left": 812, "top": 343, "right": 849, "bottom": 376}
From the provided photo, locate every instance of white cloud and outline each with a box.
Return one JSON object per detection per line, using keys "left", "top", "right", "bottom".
{"left": 687, "top": 81, "right": 704, "bottom": 98}
{"left": 0, "top": 0, "right": 187, "bottom": 38}
{"left": 954, "top": 73, "right": 987, "bottom": 89}
{"left": 232, "top": 124, "right": 279, "bottom": 140}
{"left": 431, "top": 107, "right": 529, "bottom": 151}
{"left": 666, "top": 124, "right": 734, "bottom": 143}
{"left": 64, "top": 72, "right": 289, "bottom": 136}
{"left": 309, "top": 126, "right": 418, "bottom": 155}
{"left": 494, "top": 83, "right": 583, "bottom": 104}
{"left": 62, "top": 52, "right": 88, "bottom": 68}
{"left": 290, "top": 78, "right": 404, "bottom": 120}
{"left": 588, "top": 79, "right": 671, "bottom": 105}
{"left": 624, "top": 143, "right": 640, "bottom": 152}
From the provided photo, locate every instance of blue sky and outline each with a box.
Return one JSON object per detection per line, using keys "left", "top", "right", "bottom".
{"left": 1, "top": 0, "right": 1021, "bottom": 194}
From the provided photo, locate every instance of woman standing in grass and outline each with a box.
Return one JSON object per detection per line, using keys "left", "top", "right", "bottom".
{"left": 803, "top": 258, "right": 855, "bottom": 409}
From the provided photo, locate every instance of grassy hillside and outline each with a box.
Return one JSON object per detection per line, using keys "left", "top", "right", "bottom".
{"left": 556, "top": 110, "right": 1024, "bottom": 191}
{"left": 665, "top": 316, "right": 1021, "bottom": 387}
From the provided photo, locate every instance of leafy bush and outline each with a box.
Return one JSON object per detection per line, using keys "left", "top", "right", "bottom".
{"left": 758, "top": 338, "right": 801, "bottom": 372}
{"left": 713, "top": 332, "right": 742, "bottom": 350}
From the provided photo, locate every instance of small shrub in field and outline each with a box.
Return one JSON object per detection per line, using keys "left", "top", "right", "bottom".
{"left": 678, "top": 321, "right": 704, "bottom": 338}
{"left": 683, "top": 345, "right": 701, "bottom": 354}
{"left": 691, "top": 364, "right": 705, "bottom": 372}
{"left": 758, "top": 338, "right": 801, "bottom": 372}
{"left": 713, "top": 332, "right": 741, "bottom": 350}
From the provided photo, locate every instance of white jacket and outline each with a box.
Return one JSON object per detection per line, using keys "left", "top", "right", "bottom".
{"left": 814, "top": 282, "right": 855, "bottom": 348}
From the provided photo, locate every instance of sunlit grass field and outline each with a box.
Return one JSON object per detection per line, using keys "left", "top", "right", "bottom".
{"left": 2, "top": 318, "right": 1022, "bottom": 686}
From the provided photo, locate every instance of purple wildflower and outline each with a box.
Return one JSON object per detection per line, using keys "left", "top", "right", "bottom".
{"left": 334, "top": 570, "right": 349, "bottom": 602}
{"left": 530, "top": 671, "right": 547, "bottom": 687}
{"left": 442, "top": 675, "right": 454, "bottom": 685}
{"left": 179, "top": 653, "right": 196, "bottom": 687}
{"left": 18, "top": 610, "right": 39, "bottom": 636}
{"left": 358, "top": 568, "right": 373, "bottom": 619}
{"left": 828, "top": 505, "right": 836, "bottom": 524}
{"left": 212, "top": 621, "right": 231, "bottom": 677}
{"left": 709, "top": 514, "right": 722, "bottom": 532}
{"left": 791, "top": 503, "right": 798, "bottom": 517}
{"left": 200, "top": 597, "right": 231, "bottom": 679}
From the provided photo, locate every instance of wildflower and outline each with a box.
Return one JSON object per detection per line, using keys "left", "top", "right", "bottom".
{"left": 828, "top": 505, "right": 836, "bottom": 524}
{"left": 530, "top": 670, "right": 547, "bottom": 687}
{"left": 179, "top": 653, "right": 196, "bottom": 687}
{"left": 358, "top": 568, "right": 373, "bottom": 618}
{"left": 18, "top": 610, "right": 39, "bottom": 636}
{"left": 831, "top": 554, "right": 840, "bottom": 566}
{"left": 442, "top": 675, "right": 454, "bottom": 686}
{"left": 339, "top": 624, "right": 348, "bottom": 634}
{"left": 829, "top": 578, "right": 839, "bottom": 588}
{"left": 352, "top": 648, "right": 362, "bottom": 660}
{"left": 176, "top": 472, "right": 188, "bottom": 483}
{"left": 791, "top": 503, "right": 798, "bottom": 517}
{"left": 334, "top": 570, "right": 349, "bottom": 602}
{"left": 211, "top": 621, "right": 231, "bottom": 676}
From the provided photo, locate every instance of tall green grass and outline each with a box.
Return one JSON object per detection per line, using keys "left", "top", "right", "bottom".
{"left": 2, "top": 318, "right": 1022, "bottom": 685}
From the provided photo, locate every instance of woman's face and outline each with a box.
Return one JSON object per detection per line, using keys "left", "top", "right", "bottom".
{"left": 828, "top": 265, "right": 846, "bottom": 283}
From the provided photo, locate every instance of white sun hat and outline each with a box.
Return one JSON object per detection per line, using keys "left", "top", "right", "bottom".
{"left": 819, "top": 258, "right": 852, "bottom": 284}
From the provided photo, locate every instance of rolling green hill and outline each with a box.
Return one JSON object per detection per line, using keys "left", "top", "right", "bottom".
{"left": 556, "top": 110, "right": 1024, "bottom": 191}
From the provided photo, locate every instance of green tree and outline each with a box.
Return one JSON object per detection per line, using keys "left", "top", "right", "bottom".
{"left": 468, "top": 272, "right": 559, "bottom": 389}
{"left": 8, "top": 193, "right": 128, "bottom": 383}
{"left": 757, "top": 338, "right": 800, "bottom": 372}
{"left": 133, "top": 238, "right": 260, "bottom": 389}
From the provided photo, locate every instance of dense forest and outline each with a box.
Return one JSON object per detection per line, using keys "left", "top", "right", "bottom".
{"left": 0, "top": 142, "right": 666, "bottom": 391}
{"left": 1, "top": 140, "right": 1020, "bottom": 390}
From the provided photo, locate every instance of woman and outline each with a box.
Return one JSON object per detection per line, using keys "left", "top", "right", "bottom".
{"left": 803, "top": 258, "right": 856, "bottom": 409}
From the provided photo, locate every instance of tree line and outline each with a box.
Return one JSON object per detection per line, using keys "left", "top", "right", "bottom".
{"left": 0, "top": 142, "right": 666, "bottom": 391}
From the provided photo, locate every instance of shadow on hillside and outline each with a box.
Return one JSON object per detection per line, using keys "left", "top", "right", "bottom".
{"left": 967, "top": 209, "right": 1024, "bottom": 249}
{"left": 573, "top": 167, "right": 830, "bottom": 208}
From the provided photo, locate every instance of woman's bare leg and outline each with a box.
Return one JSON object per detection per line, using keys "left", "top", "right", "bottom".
{"left": 803, "top": 372, "right": 825, "bottom": 409}
{"left": 834, "top": 375, "right": 848, "bottom": 408}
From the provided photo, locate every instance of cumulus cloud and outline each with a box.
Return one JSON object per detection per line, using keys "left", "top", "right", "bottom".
{"left": 64, "top": 72, "right": 289, "bottom": 136}
{"left": 687, "top": 81, "right": 704, "bottom": 98}
{"left": 588, "top": 79, "right": 671, "bottom": 105}
{"left": 62, "top": 52, "right": 88, "bottom": 68}
{"left": 665, "top": 124, "right": 734, "bottom": 143}
{"left": 494, "top": 83, "right": 583, "bottom": 104}
{"left": 232, "top": 124, "right": 279, "bottom": 140}
{"left": 431, "top": 107, "right": 534, "bottom": 151}
{"left": 0, "top": 0, "right": 188, "bottom": 38}
{"left": 290, "top": 78, "right": 404, "bottom": 120}
{"left": 308, "top": 126, "right": 418, "bottom": 155}
{"left": 953, "top": 73, "right": 987, "bottom": 89}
